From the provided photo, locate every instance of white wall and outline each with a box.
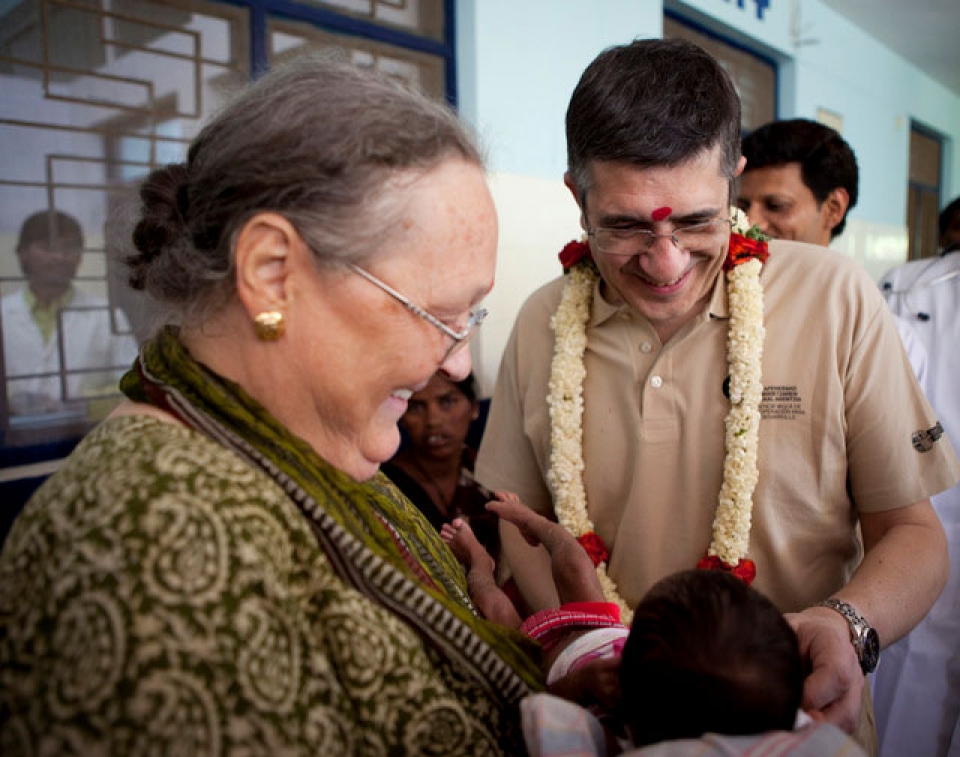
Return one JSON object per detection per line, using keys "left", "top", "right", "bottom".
{"left": 457, "top": 0, "right": 662, "bottom": 393}
{"left": 455, "top": 0, "right": 960, "bottom": 394}
{"left": 457, "top": 0, "right": 663, "bottom": 181}
{"left": 787, "top": 1, "right": 960, "bottom": 222}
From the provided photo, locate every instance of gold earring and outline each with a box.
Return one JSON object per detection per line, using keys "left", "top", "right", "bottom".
{"left": 253, "top": 310, "right": 285, "bottom": 341}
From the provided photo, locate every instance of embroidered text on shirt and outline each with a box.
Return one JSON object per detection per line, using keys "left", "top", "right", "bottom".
{"left": 759, "top": 385, "right": 806, "bottom": 420}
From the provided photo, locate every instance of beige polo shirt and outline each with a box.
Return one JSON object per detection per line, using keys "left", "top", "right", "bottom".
{"left": 476, "top": 240, "right": 960, "bottom": 612}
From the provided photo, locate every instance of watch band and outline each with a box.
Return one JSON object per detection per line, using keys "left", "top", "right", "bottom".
{"left": 817, "top": 598, "right": 881, "bottom": 674}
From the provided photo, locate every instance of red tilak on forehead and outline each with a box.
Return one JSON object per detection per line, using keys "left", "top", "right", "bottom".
{"left": 651, "top": 206, "right": 672, "bottom": 221}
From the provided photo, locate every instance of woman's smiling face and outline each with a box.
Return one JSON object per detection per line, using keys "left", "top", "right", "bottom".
{"left": 285, "top": 158, "right": 496, "bottom": 481}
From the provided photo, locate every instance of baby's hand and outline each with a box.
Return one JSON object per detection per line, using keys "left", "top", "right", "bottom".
{"left": 494, "top": 491, "right": 522, "bottom": 507}
{"left": 487, "top": 493, "right": 557, "bottom": 549}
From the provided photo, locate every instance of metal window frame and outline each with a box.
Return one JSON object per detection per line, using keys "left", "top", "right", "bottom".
{"left": 663, "top": 7, "right": 780, "bottom": 125}
{"left": 0, "top": 0, "right": 458, "bottom": 479}
{"left": 224, "top": 0, "right": 458, "bottom": 103}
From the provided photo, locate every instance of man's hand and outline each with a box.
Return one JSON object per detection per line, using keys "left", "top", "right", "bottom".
{"left": 786, "top": 605, "right": 864, "bottom": 733}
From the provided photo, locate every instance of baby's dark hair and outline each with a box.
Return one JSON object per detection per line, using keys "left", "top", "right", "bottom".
{"left": 619, "top": 569, "right": 804, "bottom": 746}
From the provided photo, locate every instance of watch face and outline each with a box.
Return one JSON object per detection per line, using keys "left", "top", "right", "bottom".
{"left": 861, "top": 628, "right": 880, "bottom": 673}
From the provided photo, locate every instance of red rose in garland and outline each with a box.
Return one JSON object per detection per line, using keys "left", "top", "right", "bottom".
{"left": 559, "top": 240, "right": 591, "bottom": 271}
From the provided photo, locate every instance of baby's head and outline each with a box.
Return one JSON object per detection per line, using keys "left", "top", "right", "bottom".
{"left": 619, "top": 569, "right": 804, "bottom": 746}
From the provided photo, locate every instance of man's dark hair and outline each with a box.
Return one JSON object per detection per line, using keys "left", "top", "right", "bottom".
{"left": 566, "top": 38, "right": 741, "bottom": 199}
{"left": 17, "top": 209, "right": 83, "bottom": 253}
{"left": 741, "top": 119, "right": 859, "bottom": 238}
{"left": 619, "top": 569, "right": 804, "bottom": 746}
{"left": 939, "top": 196, "right": 960, "bottom": 240}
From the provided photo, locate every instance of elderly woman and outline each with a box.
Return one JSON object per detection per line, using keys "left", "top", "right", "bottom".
{"left": 0, "top": 56, "right": 542, "bottom": 755}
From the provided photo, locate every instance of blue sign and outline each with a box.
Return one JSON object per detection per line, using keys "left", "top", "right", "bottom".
{"left": 725, "top": 0, "right": 771, "bottom": 21}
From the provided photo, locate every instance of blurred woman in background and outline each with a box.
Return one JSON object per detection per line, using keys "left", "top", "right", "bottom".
{"left": 384, "top": 371, "right": 500, "bottom": 561}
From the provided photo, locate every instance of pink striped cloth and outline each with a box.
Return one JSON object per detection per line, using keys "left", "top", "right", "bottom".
{"left": 520, "top": 601, "right": 624, "bottom": 653}
{"left": 546, "top": 627, "right": 629, "bottom": 686}
{"left": 522, "top": 694, "right": 869, "bottom": 757}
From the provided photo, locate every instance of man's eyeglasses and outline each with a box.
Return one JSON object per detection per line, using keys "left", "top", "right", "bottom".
{"left": 587, "top": 217, "right": 732, "bottom": 256}
{"left": 348, "top": 263, "right": 488, "bottom": 361}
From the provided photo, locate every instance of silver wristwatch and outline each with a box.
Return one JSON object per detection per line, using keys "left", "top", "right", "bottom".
{"left": 818, "top": 598, "right": 880, "bottom": 675}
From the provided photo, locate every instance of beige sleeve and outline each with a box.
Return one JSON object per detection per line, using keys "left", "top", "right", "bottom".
{"left": 475, "top": 288, "right": 557, "bottom": 517}
{"left": 476, "top": 283, "right": 563, "bottom": 610}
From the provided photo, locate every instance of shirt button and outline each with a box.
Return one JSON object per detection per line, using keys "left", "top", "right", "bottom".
{"left": 640, "top": 342, "right": 653, "bottom": 353}
{"left": 651, "top": 375, "right": 663, "bottom": 388}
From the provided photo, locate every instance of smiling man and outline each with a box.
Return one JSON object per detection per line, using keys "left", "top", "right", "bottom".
{"left": 476, "top": 38, "right": 959, "bottom": 755}
{"left": 738, "top": 119, "right": 927, "bottom": 382}
{"left": 738, "top": 119, "right": 857, "bottom": 246}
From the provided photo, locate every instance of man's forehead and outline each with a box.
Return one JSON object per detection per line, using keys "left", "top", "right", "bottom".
{"left": 584, "top": 157, "right": 730, "bottom": 215}
{"left": 739, "top": 161, "right": 806, "bottom": 187}
{"left": 588, "top": 145, "right": 727, "bottom": 178}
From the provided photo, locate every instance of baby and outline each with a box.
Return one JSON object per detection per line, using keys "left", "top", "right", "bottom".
{"left": 443, "top": 494, "right": 806, "bottom": 746}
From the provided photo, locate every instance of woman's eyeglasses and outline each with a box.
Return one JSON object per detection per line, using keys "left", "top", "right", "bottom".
{"left": 348, "top": 263, "right": 487, "bottom": 361}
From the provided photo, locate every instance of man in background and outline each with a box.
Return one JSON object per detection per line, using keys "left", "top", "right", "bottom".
{"left": 1, "top": 209, "right": 137, "bottom": 417}
{"left": 875, "top": 197, "right": 960, "bottom": 757}
{"left": 738, "top": 118, "right": 856, "bottom": 245}
{"left": 738, "top": 118, "right": 927, "bottom": 380}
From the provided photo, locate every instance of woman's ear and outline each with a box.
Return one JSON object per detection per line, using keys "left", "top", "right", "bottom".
{"left": 234, "top": 212, "right": 300, "bottom": 318}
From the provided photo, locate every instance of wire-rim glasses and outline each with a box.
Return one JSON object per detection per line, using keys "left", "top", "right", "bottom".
{"left": 587, "top": 217, "right": 732, "bottom": 256}
{"left": 348, "top": 263, "right": 488, "bottom": 361}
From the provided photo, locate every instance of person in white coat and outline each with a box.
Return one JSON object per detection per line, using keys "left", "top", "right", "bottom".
{"left": 875, "top": 196, "right": 960, "bottom": 757}
{"left": 1, "top": 210, "right": 137, "bottom": 418}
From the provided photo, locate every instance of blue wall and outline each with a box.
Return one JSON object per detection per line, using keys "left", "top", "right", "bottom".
{"left": 457, "top": 0, "right": 662, "bottom": 180}
{"left": 456, "top": 0, "right": 960, "bottom": 226}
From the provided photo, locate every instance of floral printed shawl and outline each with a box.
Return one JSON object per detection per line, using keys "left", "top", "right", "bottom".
{"left": 0, "top": 327, "right": 542, "bottom": 756}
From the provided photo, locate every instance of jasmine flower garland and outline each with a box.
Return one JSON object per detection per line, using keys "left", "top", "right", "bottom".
{"left": 546, "top": 253, "right": 631, "bottom": 618}
{"left": 547, "top": 209, "right": 768, "bottom": 622}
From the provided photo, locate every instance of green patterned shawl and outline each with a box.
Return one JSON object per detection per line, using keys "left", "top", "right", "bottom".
{"left": 120, "top": 328, "right": 543, "bottom": 695}
{"left": 1, "top": 328, "right": 546, "bottom": 756}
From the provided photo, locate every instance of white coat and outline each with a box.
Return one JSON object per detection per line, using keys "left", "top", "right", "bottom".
{"left": 2, "top": 287, "right": 138, "bottom": 417}
{"left": 875, "top": 249, "right": 960, "bottom": 757}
